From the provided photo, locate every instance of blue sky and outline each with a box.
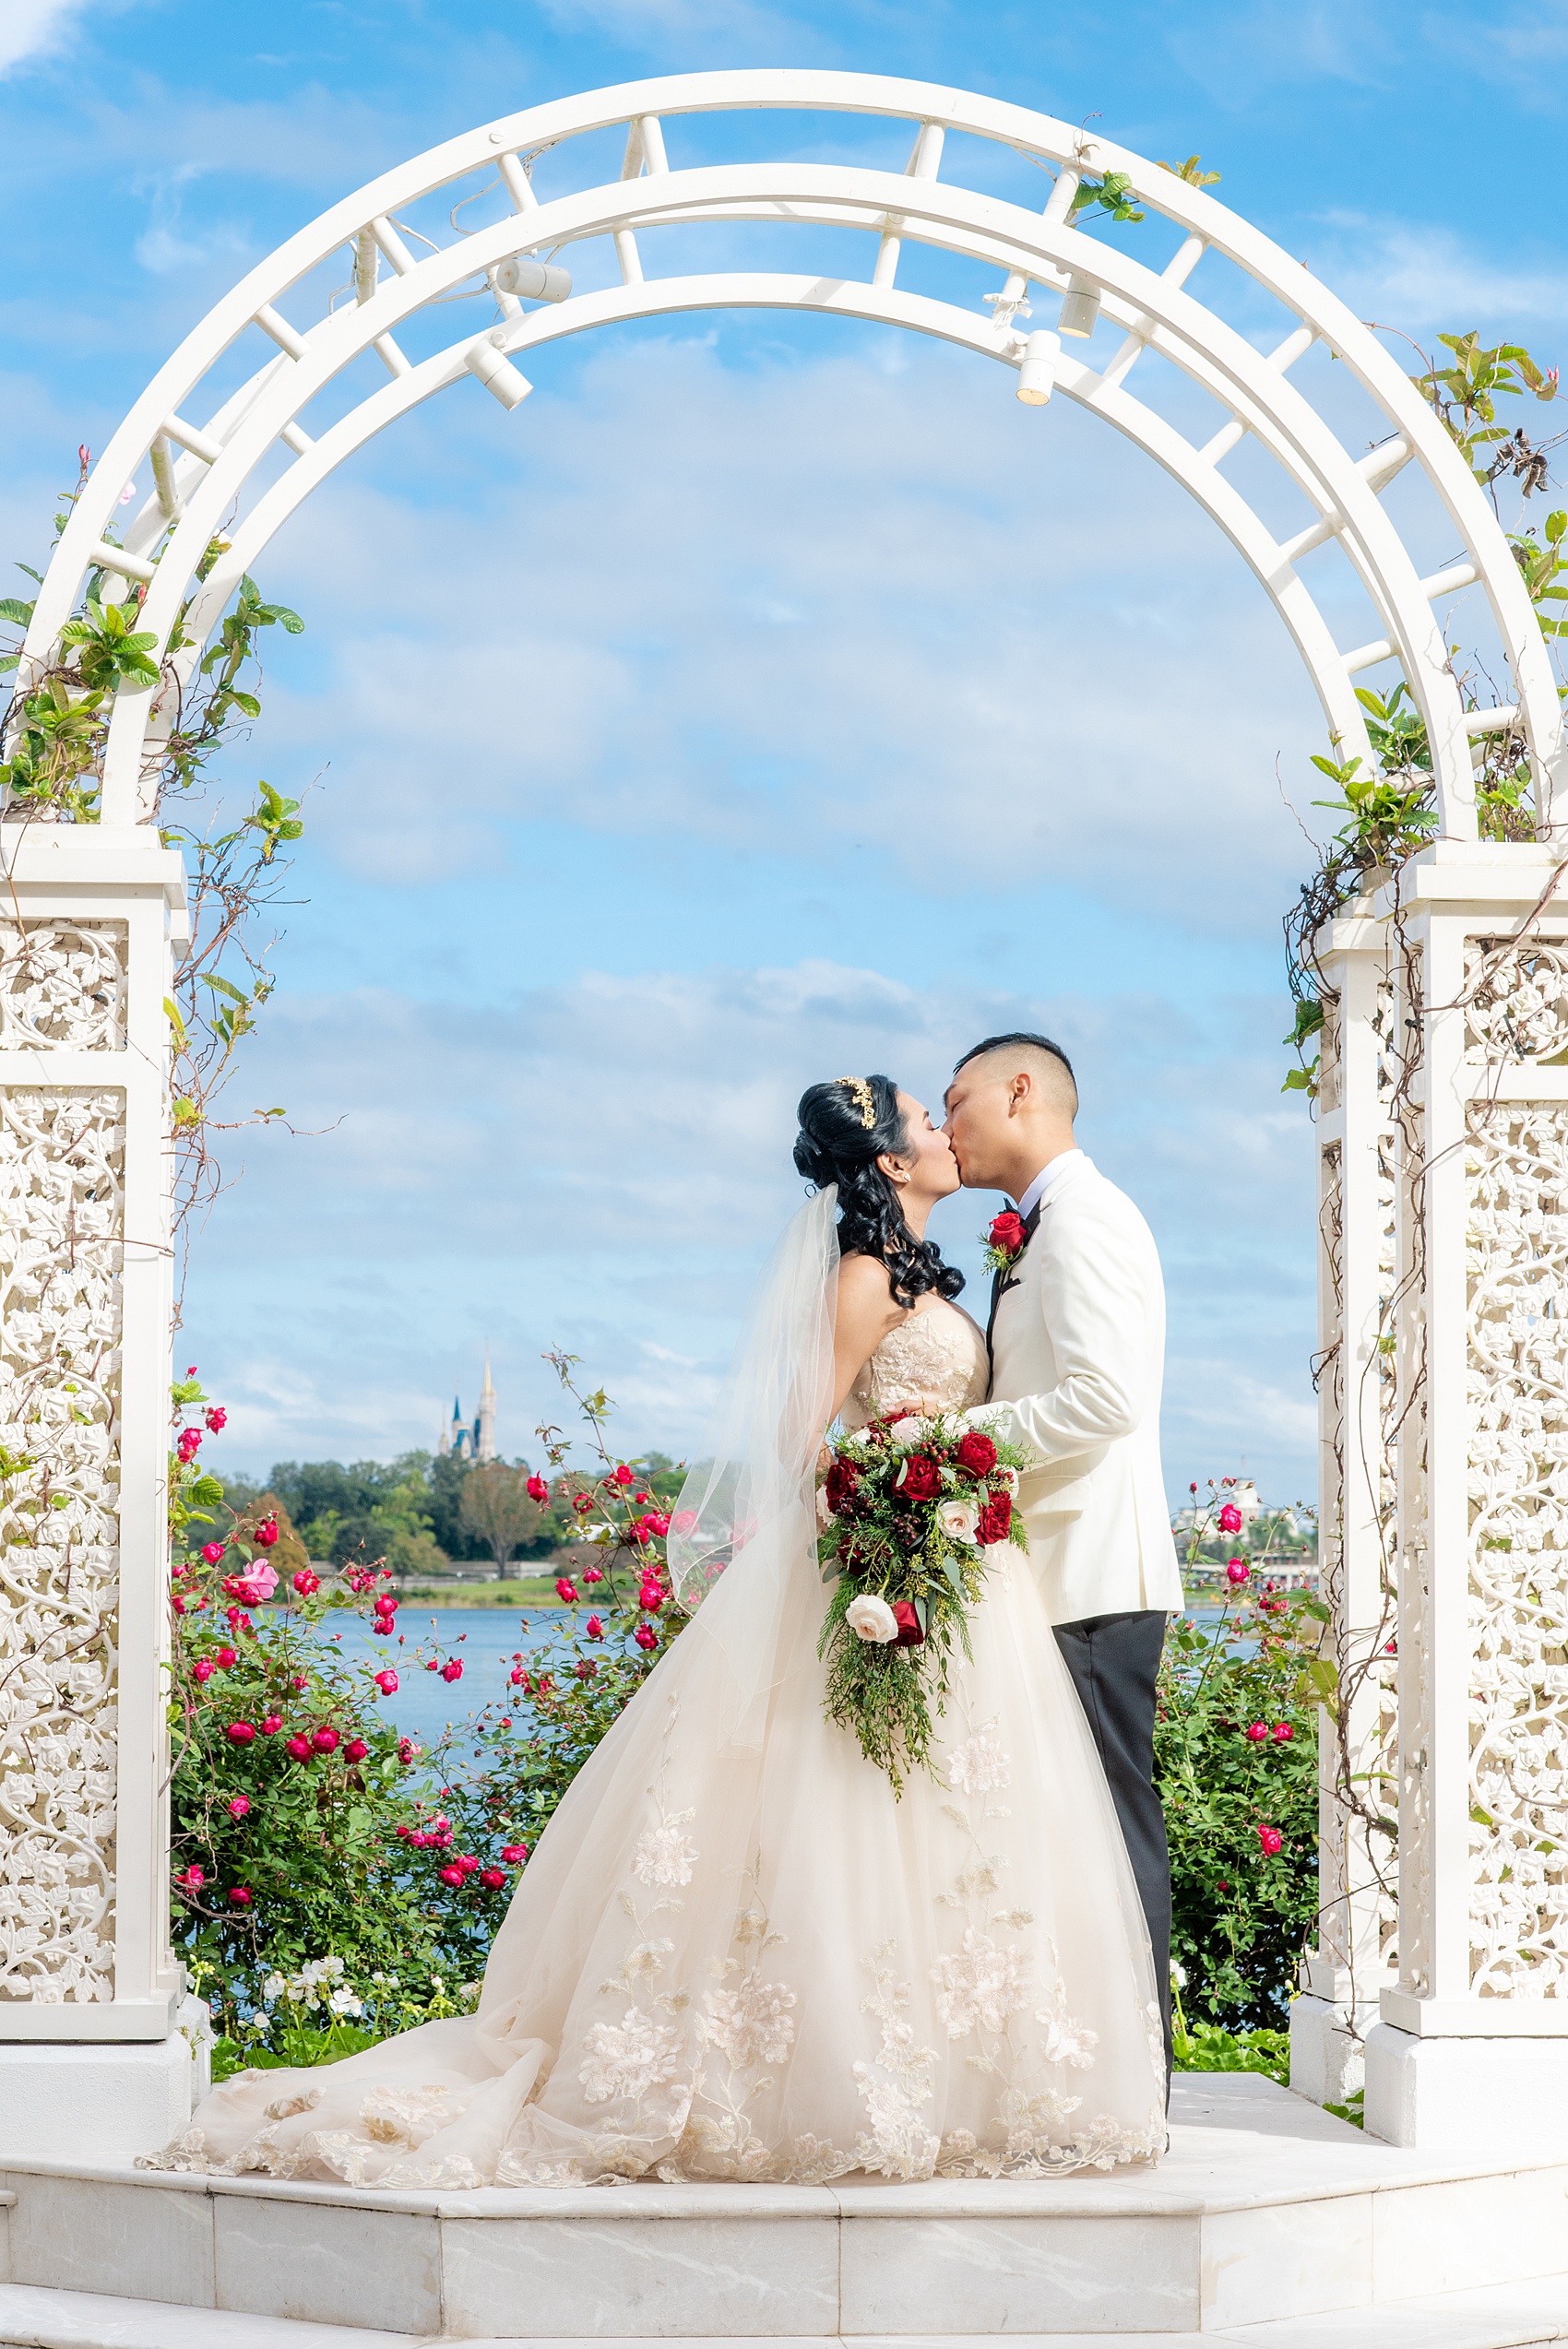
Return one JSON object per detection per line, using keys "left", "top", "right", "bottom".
{"left": 5, "top": 0, "right": 1566, "bottom": 1501}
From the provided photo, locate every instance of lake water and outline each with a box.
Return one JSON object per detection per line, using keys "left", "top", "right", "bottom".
{"left": 330, "top": 1607, "right": 571, "bottom": 1758}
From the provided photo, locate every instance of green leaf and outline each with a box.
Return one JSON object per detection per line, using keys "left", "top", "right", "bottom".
{"left": 200, "top": 973, "right": 251, "bottom": 1006}
{"left": 0, "top": 597, "right": 37, "bottom": 626}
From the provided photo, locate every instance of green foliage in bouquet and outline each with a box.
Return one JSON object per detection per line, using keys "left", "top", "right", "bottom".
{"left": 815, "top": 1412, "right": 1031, "bottom": 1796}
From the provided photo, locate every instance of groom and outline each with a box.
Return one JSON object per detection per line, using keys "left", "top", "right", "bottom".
{"left": 943, "top": 1032, "right": 1182, "bottom": 2087}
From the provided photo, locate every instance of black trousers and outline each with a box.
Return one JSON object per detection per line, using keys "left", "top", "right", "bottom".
{"left": 1052, "top": 1608, "right": 1173, "bottom": 2094}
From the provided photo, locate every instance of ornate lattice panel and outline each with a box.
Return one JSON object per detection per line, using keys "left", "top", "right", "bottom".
{"left": 1396, "top": 946, "right": 1432, "bottom": 1996}
{"left": 1465, "top": 939, "right": 1568, "bottom": 1065}
{"left": 1466, "top": 1102, "right": 1568, "bottom": 1997}
{"left": 0, "top": 1087, "right": 125, "bottom": 2004}
{"left": 0, "top": 924, "right": 126, "bottom": 1051}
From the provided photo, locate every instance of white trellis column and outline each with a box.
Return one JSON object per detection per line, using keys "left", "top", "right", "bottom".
{"left": 1290, "top": 907, "right": 1400, "bottom": 2108}
{"left": 0, "top": 825, "right": 206, "bottom": 2158}
{"left": 1362, "top": 839, "right": 1568, "bottom": 2148}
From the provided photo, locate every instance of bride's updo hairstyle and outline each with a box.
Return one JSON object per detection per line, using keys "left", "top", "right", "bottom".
{"left": 793, "top": 1074, "right": 965, "bottom": 1311}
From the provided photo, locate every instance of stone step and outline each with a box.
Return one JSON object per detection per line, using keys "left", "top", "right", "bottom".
{"left": 0, "top": 2279, "right": 1565, "bottom": 2349}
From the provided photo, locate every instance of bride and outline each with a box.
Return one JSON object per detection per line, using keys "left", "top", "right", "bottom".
{"left": 149, "top": 1075, "right": 1166, "bottom": 2188}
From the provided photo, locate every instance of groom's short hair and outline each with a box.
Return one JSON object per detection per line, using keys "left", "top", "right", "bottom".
{"left": 953, "top": 1031, "right": 1078, "bottom": 1115}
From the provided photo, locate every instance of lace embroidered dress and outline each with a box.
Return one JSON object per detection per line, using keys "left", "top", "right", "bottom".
{"left": 147, "top": 1299, "right": 1166, "bottom": 2189}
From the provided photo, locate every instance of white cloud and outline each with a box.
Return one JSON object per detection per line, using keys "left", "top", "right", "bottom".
{"left": 1304, "top": 212, "right": 1568, "bottom": 338}
{"left": 0, "top": 0, "right": 89, "bottom": 76}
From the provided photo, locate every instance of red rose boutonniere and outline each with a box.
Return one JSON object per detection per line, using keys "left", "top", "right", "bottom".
{"left": 981, "top": 1208, "right": 1028, "bottom": 1275}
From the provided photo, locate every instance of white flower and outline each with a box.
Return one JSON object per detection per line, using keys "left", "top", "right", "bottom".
{"left": 815, "top": 1484, "right": 837, "bottom": 1532}
{"left": 937, "top": 1500, "right": 979, "bottom": 1544}
{"left": 1170, "top": 1959, "right": 1188, "bottom": 1988}
{"left": 947, "top": 1729, "right": 1010, "bottom": 1794}
{"left": 703, "top": 1975, "right": 797, "bottom": 2069}
{"left": 931, "top": 1930, "right": 1030, "bottom": 2038}
{"left": 1037, "top": 2005, "right": 1099, "bottom": 2068}
{"left": 328, "top": 1986, "right": 363, "bottom": 2017}
{"left": 579, "top": 2006, "right": 683, "bottom": 2105}
{"left": 846, "top": 1593, "right": 899, "bottom": 1643}
{"left": 634, "top": 1816, "right": 699, "bottom": 1887}
{"left": 261, "top": 1973, "right": 286, "bottom": 2003}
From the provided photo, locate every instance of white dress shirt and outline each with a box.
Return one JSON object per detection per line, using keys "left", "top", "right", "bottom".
{"left": 1016, "top": 1147, "right": 1086, "bottom": 1224}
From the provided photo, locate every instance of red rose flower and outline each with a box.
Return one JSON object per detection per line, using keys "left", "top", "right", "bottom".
{"left": 438, "top": 1865, "right": 464, "bottom": 1889}
{"left": 480, "top": 1868, "right": 506, "bottom": 1891}
{"left": 344, "top": 1738, "right": 368, "bottom": 1762}
{"left": 285, "top": 1735, "right": 312, "bottom": 1761}
{"left": 311, "top": 1726, "right": 339, "bottom": 1752}
{"left": 215, "top": 1646, "right": 237, "bottom": 1669}
{"left": 501, "top": 1843, "right": 529, "bottom": 1863}
{"left": 1256, "top": 1823, "right": 1284, "bottom": 1857}
{"left": 1272, "top": 1722, "right": 1294, "bottom": 1742}
{"left": 205, "top": 1406, "right": 228, "bottom": 1432}
{"left": 955, "top": 1430, "right": 998, "bottom": 1477}
{"left": 293, "top": 1569, "right": 320, "bottom": 1596}
{"left": 228, "top": 1795, "right": 250, "bottom": 1819}
{"left": 612, "top": 1464, "right": 635, "bottom": 1486}
{"left": 441, "top": 1659, "right": 463, "bottom": 1683}
{"left": 977, "top": 1492, "right": 1012, "bottom": 1546}
{"left": 634, "top": 1622, "right": 659, "bottom": 1650}
{"left": 555, "top": 1577, "right": 577, "bottom": 1603}
{"left": 526, "top": 1475, "right": 548, "bottom": 1502}
{"left": 229, "top": 1886, "right": 252, "bottom": 1906}
{"left": 398, "top": 1738, "right": 417, "bottom": 1763}
{"left": 585, "top": 1614, "right": 605, "bottom": 1640}
{"left": 200, "top": 1541, "right": 226, "bottom": 1565}
{"left": 1218, "top": 1502, "right": 1243, "bottom": 1534}
{"left": 253, "top": 1517, "right": 279, "bottom": 1548}
{"left": 260, "top": 1713, "right": 282, "bottom": 1735}
{"left": 823, "top": 1458, "right": 860, "bottom": 1514}
{"left": 374, "top": 1669, "right": 398, "bottom": 1695}
{"left": 191, "top": 1657, "right": 215, "bottom": 1683}
{"left": 898, "top": 1454, "right": 940, "bottom": 1501}
{"left": 224, "top": 1720, "right": 255, "bottom": 1744}
{"left": 989, "top": 1210, "right": 1026, "bottom": 1253}
{"left": 891, "top": 1600, "right": 924, "bottom": 1646}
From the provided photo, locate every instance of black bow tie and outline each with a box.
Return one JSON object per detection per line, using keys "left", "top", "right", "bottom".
{"left": 984, "top": 1199, "right": 1042, "bottom": 1369}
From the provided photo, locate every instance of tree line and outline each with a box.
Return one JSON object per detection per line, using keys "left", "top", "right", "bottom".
{"left": 220, "top": 1450, "right": 685, "bottom": 1578}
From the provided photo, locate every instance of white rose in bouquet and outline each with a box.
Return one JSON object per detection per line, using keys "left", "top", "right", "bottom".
{"left": 815, "top": 1483, "right": 837, "bottom": 1531}
{"left": 937, "top": 1499, "right": 980, "bottom": 1545}
{"left": 845, "top": 1593, "right": 899, "bottom": 1644}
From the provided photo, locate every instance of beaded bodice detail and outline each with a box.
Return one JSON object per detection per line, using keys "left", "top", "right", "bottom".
{"left": 842, "top": 1299, "right": 991, "bottom": 1429}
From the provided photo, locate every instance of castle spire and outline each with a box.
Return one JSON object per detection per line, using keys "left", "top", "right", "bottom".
{"left": 477, "top": 1345, "right": 496, "bottom": 1464}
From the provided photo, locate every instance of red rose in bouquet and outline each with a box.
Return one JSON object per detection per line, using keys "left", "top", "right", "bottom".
{"left": 897, "top": 1453, "right": 940, "bottom": 1501}
{"left": 891, "top": 1600, "right": 924, "bottom": 1647}
{"left": 824, "top": 1457, "right": 861, "bottom": 1515}
{"left": 977, "top": 1491, "right": 1013, "bottom": 1546}
{"left": 955, "top": 1430, "right": 997, "bottom": 1477}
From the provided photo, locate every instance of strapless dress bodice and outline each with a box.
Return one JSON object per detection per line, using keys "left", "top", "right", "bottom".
{"left": 841, "top": 1298, "right": 990, "bottom": 1429}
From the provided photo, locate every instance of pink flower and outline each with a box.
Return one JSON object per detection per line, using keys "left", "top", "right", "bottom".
{"left": 370, "top": 1617, "right": 393, "bottom": 1635}
{"left": 215, "top": 1646, "right": 237, "bottom": 1669}
{"left": 176, "top": 1865, "right": 205, "bottom": 1891}
{"left": 311, "top": 1726, "right": 339, "bottom": 1752}
{"left": 508, "top": 1667, "right": 528, "bottom": 1689}
{"left": 398, "top": 1738, "right": 417, "bottom": 1763}
{"left": 585, "top": 1614, "right": 605, "bottom": 1641}
{"left": 612, "top": 1463, "right": 636, "bottom": 1486}
{"left": 228, "top": 1795, "right": 250, "bottom": 1819}
{"left": 1256, "top": 1823, "right": 1284, "bottom": 1857}
{"left": 438, "top": 1865, "right": 464, "bottom": 1889}
{"left": 235, "top": 1563, "right": 278, "bottom": 1604}
{"left": 253, "top": 1517, "right": 279, "bottom": 1548}
{"left": 555, "top": 1577, "right": 577, "bottom": 1602}
{"left": 582, "top": 1566, "right": 603, "bottom": 1585}
{"left": 1218, "top": 1502, "right": 1243, "bottom": 1534}
{"left": 225, "top": 1720, "right": 255, "bottom": 1744}
{"left": 205, "top": 1406, "right": 228, "bottom": 1432}
{"left": 291, "top": 1674, "right": 308, "bottom": 1691}
{"left": 1245, "top": 1721, "right": 1267, "bottom": 1743}
{"left": 192, "top": 1657, "right": 215, "bottom": 1683}
{"left": 457, "top": 1853, "right": 481, "bottom": 1874}
{"left": 172, "top": 1594, "right": 187, "bottom": 1617}
{"left": 441, "top": 1659, "right": 463, "bottom": 1684}
{"left": 201, "top": 1541, "right": 226, "bottom": 1565}
{"left": 410, "top": 1830, "right": 427, "bottom": 1847}
{"left": 634, "top": 1621, "right": 658, "bottom": 1651}
{"left": 480, "top": 1867, "right": 505, "bottom": 1890}
{"left": 344, "top": 1737, "right": 368, "bottom": 1762}
{"left": 293, "top": 1569, "right": 320, "bottom": 1596}
{"left": 1226, "top": 1558, "right": 1250, "bottom": 1585}
{"left": 575, "top": 1657, "right": 597, "bottom": 1680}
{"left": 1272, "top": 1722, "right": 1294, "bottom": 1742}
{"left": 285, "top": 1735, "right": 312, "bottom": 1761}
{"left": 635, "top": 1513, "right": 671, "bottom": 1543}
{"left": 261, "top": 1713, "right": 282, "bottom": 1735}
{"left": 374, "top": 1669, "right": 399, "bottom": 1695}
{"left": 638, "top": 1581, "right": 665, "bottom": 1612}
{"left": 177, "top": 1427, "right": 202, "bottom": 1462}
{"left": 501, "top": 1843, "right": 529, "bottom": 1863}
{"left": 526, "top": 1474, "right": 549, "bottom": 1502}
{"left": 229, "top": 1885, "right": 252, "bottom": 1906}
{"left": 374, "top": 1593, "right": 398, "bottom": 1617}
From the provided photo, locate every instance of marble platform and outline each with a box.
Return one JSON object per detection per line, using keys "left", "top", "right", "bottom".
{"left": 1, "top": 2077, "right": 1565, "bottom": 2341}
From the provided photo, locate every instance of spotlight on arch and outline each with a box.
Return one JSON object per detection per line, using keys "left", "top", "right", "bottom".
{"left": 493, "top": 255, "right": 573, "bottom": 303}
{"left": 1057, "top": 275, "right": 1100, "bottom": 339}
{"left": 465, "top": 333, "right": 533, "bottom": 410}
{"left": 1016, "top": 330, "right": 1060, "bottom": 406}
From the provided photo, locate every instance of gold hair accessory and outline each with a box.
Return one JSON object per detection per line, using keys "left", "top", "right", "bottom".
{"left": 837, "top": 1076, "right": 876, "bottom": 1131}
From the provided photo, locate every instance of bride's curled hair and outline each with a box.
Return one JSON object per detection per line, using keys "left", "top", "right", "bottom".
{"left": 793, "top": 1075, "right": 965, "bottom": 1311}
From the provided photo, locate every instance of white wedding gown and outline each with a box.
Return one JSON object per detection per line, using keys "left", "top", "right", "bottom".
{"left": 148, "top": 1299, "right": 1166, "bottom": 2188}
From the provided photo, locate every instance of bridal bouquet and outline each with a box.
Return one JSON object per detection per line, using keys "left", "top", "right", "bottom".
{"left": 815, "top": 1412, "right": 1032, "bottom": 1794}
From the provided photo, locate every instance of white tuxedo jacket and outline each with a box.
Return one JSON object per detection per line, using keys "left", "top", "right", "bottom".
{"left": 980, "top": 1154, "right": 1183, "bottom": 1627}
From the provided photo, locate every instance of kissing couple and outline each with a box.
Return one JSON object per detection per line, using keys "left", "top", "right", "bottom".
{"left": 151, "top": 1033, "right": 1182, "bottom": 2190}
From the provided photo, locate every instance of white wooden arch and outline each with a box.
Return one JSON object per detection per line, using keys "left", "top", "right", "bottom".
{"left": 18, "top": 67, "right": 1565, "bottom": 830}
